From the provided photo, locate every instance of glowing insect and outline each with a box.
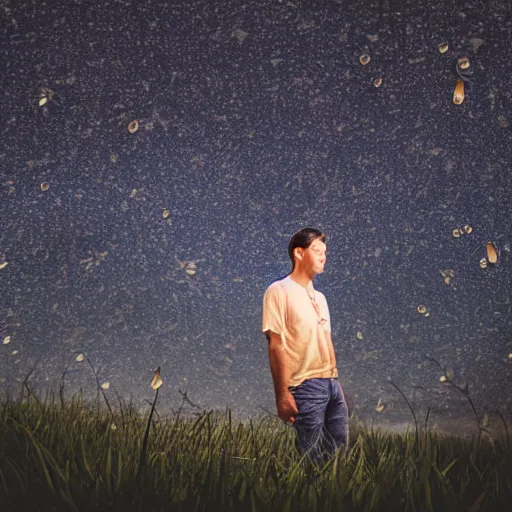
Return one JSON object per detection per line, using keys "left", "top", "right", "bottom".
{"left": 37, "top": 87, "right": 56, "bottom": 107}
{"left": 452, "top": 228, "right": 462, "bottom": 238}
{"left": 101, "top": 382, "right": 110, "bottom": 390}
{"left": 438, "top": 42, "right": 449, "bottom": 54}
{"left": 486, "top": 242, "right": 498, "bottom": 264}
{"left": 40, "top": 182, "right": 50, "bottom": 192}
{"left": 479, "top": 258, "right": 488, "bottom": 269}
{"left": 356, "top": 331, "right": 364, "bottom": 340}
{"left": 185, "top": 261, "right": 197, "bottom": 275}
{"left": 439, "top": 375, "right": 447, "bottom": 383}
{"left": 453, "top": 80, "right": 464, "bottom": 104}
{"left": 76, "top": 353, "right": 84, "bottom": 362}
{"left": 151, "top": 366, "right": 163, "bottom": 390}
{"left": 373, "top": 77, "right": 382, "bottom": 87}
{"left": 0, "top": 261, "right": 8, "bottom": 270}
{"left": 359, "top": 54, "right": 370, "bottom": 65}
{"left": 455, "top": 57, "right": 473, "bottom": 82}
{"left": 441, "top": 269, "right": 455, "bottom": 285}
{"left": 128, "top": 120, "right": 139, "bottom": 133}
{"left": 79, "top": 250, "right": 109, "bottom": 272}
{"left": 457, "top": 57, "right": 470, "bottom": 70}
{"left": 3, "top": 336, "right": 11, "bottom": 345}
{"left": 162, "top": 208, "right": 170, "bottom": 219}
{"left": 417, "top": 305, "right": 427, "bottom": 314}
{"left": 375, "top": 398, "right": 386, "bottom": 413}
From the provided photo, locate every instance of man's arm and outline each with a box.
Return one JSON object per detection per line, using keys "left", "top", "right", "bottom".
{"left": 324, "top": 331, "right": 337, "bottom": 369}
{"left": 267, "top": 331, "right": 291, "bottom": 396}
{"left": 267, "top": 330, "right": 298, "bottom": 422}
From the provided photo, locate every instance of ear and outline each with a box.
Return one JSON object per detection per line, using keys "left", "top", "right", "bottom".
{"left": 295, "top": 249, "right": 303, "bottom": 260}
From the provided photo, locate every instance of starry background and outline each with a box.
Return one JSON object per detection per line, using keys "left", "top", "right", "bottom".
{"left": 1, "top": 0, "right": 511, "bottom": 431}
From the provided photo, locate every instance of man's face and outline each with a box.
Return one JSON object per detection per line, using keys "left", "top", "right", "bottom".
{"left": 301, "top": 239, "right": 327, "bottom": 273}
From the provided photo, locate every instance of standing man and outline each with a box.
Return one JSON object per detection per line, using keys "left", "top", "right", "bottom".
{"left": 262, "top": 227, "right": 349, "bottom": 467}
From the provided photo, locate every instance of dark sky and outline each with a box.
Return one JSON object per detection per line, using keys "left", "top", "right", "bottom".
{"left": 1, "top": 0, "right": 511, "bottom": 429}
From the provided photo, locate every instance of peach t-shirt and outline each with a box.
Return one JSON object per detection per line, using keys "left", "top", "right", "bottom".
{"left": 262, "top": 275, "right": 338, "bottom": 387}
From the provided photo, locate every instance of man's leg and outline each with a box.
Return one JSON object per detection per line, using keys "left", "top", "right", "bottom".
{"left": 289, "top": 379, "right": 330, "bottom": 467}
{"left": 320, "top": 378, "right": 349, "bottom": 461}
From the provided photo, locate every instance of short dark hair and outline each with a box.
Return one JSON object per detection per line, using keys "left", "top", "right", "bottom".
{"left": 288, "top": 227, "right": 326, "bottom": 271}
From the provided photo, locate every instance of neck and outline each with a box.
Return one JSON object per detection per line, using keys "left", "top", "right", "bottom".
{"left": 289, "top": 267, "right": 315, "bottom": 288}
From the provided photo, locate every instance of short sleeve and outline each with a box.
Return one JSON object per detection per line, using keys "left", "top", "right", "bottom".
{"left": 262, "top": 285, "right": 286, "bottom": 339}
{"left": 318, "top": 293, "right": 331, "bottom": 333}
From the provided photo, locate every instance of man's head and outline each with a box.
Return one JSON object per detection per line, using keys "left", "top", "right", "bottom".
{"left": 288, "top": 227, "right": 327, "bottom": 273}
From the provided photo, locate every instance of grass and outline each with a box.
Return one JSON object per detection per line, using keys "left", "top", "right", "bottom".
{"left": 1, "top": 382, "right": 511, "bottom": 512}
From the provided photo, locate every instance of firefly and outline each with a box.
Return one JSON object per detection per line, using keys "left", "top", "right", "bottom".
{"left": 453, "top": 80, "right": 464, "bottom": 105}
{"left": 151, "top": 366, "right": 163, "bottom": 390}
{"left": 185, "top": 262, "right": 197, "bottom": 275}
{"left": 438, "top": 42, "right": 449, "bottom": 54}
{"left": 417, "top": 305, "right": 427, "bottom": 314}
{"left": 76, "top": 353, "right": 84, "bottom": 362}
{"left": 457, "top": 57, "right": 470, "bottom": 70}
{"left": 3, "top": 336, "right": 11, "bottom": 345}
{"left": 479, "top": 258, "right": 488, "bottom": 269}
{"left": 162, "top": 209, "right": 170, "bottom": 219}
{"left": 38, "top": 88, "right": 56, "bottom": 107}
{"left": 486, "top": 242, "right": 497, "bottom": 264}
{"left": 359, "top": 54, "right": 370, "bottom": 65}
{"left": 101, "top": 382, "right": 110, "bottom": 390}
{"left": 376, "top": 398, "right": 386, "bottom": 413}
{"left": 41, "top": 182, "right": 50, "bottom": 192}
{"left": 440, "top": 375, "right": 447, "bottom": 383}
{"left": 452, "top": 228, "right": 462, "bottom": 238}
{"left": 128, "top": 120, "right": 139, "bottom": 133}
{"left": 464, "top": 225, "right": 472, "bottom": 234}
{"left": 373, "top": 77, "right": 383, "bottom": 87}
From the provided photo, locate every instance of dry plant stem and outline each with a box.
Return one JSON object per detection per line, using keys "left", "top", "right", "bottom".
{"left": 390, "top": 381, "right": 419, "bottom": 449}
{"left": 21, "top": 359, "right": 41, "bottom": 404}
{"left": 489, "top": 409, "right": 510, "bottom": 450}
{"left": 112, "top": 387, "right": 126, "bottom": 428}
{"left": 425, "top": 355, "right": 484, "bottom": 448}
{"left": 85, "top": 357, "right": 113, "bottom": 416}
{"left": 59, "top": 355, "right": 74, "bottom": 409}
{"left": 136, "top": 387, "right": 160, "bottom": 486}
{"left": 178, "top": 388, "right": 199, "bottom": 408}
{"left": 424, "top": 407, "right": 431, "bottom": 431}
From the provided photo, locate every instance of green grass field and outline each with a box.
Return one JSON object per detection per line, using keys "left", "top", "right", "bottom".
{"left": 1, "top": 385, "right": 511, "bottom": 512}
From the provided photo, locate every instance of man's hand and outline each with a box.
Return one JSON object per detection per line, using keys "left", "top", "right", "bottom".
{"left": 276, "top": 389, "right": 299, "bottom": 424}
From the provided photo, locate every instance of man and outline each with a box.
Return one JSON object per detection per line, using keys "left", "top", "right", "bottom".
{"left": 262, "top": 227, "right": 349, "bottom": 467}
